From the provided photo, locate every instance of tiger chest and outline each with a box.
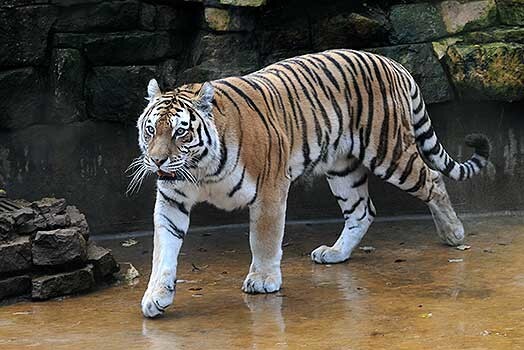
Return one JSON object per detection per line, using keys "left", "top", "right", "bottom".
{"left": 198, "top": 169, "right": 257, "bottom": 211}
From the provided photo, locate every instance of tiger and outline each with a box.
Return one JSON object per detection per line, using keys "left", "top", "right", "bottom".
{"left": 132, "top": 49, "right": 491, "bottom": 318}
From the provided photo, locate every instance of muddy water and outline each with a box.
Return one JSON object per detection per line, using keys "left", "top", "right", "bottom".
{"left": 1, "top": 215, "right": 523, "bottom": 349}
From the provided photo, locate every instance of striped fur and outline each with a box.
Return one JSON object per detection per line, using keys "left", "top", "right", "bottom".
{"left": 137, "top": 49, "right": 490, "bottom": 318}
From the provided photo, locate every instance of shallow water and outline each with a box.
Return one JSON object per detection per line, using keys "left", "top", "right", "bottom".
{"left": 1, "top": 215, "right": 523, "bottom": 349}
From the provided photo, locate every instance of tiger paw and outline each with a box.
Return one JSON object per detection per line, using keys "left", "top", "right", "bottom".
{"left": 141, "top": 280, "right": 176, "bottom": 318}
{"left": 242, "top": 271, "right": 281, "bottom": 294}
{"left": 311, "top": 245, "right": 350, "bottom": 264}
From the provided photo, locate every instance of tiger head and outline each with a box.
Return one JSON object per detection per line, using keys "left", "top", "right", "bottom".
{"left": 129, "top": 79, "right": 217, "bottom": 192}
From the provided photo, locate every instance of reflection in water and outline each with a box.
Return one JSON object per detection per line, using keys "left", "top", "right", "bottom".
{"left": 243, "top": 294, "right": 287, "bottom": 349}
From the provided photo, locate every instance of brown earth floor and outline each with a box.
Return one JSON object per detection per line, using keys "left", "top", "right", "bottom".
{"left": 0, "top": 215, "right": 523, "bottom": 349}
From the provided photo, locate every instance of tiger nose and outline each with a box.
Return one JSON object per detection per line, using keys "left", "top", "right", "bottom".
{"left": 152, "top": 157, "right": 167, "bottom": 167}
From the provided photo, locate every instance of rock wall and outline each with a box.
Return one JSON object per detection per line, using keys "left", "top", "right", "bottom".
{"left": 0, "top": 0, "right": 523, "bottom": 233}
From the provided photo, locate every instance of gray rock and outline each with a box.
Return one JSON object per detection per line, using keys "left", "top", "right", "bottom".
{"left": 31, "top": 198, "right": 67, "bottom": 215}
{"left": 32, "top": 228, "right": 87, "bottom": 266}
{"left": 366, "top": 43, "right": 454, "bottom": 104}
{"left": 53, "top": 0, "right": 140, "bottom": 32}
{"left": 181, "top": 32, "right": 258, "bottom": 84}
{"left": 65, "top": 206, "right": 90, "bottom": 239}
{"left": 52, "top": 33, "right": 88, "bottom": 49}
{"left": 0, "top": 237, "right": 31, "bottom": 274}
{"left": 11, "top": 207, "right": 37, "bottom": 234}
{"left": 43, "top": 213, "right": 71, "bottom": 229}
{"left": 257, "top": 11, "right": 310, "bottom": 56}
{"left": 83, "top": 31, "right": 178, "bottom": 66}
{"left": 312, "top": 12, "right": 388, "bottom": 50}
{"left": 49, "top": 49, "right": 86, "bottom": 124}
{"left": 0, "top": 68, "right": 46, "bottom": 130}
{"left": 140, "top": 3, "right": 189, "bottom": 31}
{"left": 0, "top": 275, "right": 31, "bottom": 300}
{"left": 86, "top": 65, "right": 159, "bottom": 123}
{"left": 389, "top": 3, "right": 447, "bottom": 44}
{"left": 0, "top": 5, "right": 58, "bottom": 67}
{"left": 87, "top": 242, "right": 119, "bottom": 282}
{"left": 32, "top": 265, "right": 95, "bottom": 300}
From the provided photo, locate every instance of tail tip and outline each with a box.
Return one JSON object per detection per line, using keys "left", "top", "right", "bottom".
{"left": 465, "top": 133, "right": 491, "bottom": 159}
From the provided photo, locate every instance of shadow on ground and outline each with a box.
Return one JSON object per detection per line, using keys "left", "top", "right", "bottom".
{"left": 0, "top": 215, "right": 523, "bottom": 349}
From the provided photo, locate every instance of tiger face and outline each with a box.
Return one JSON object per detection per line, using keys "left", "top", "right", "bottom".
{"left": 129, "top": 79, "right": 216, "bottom": 191}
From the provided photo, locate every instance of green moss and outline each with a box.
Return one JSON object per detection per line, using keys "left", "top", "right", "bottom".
{"left": 497, "top": 0, "right": 524, "bottom": 25}
{"left": 445, "top": 42, "right": 524, "bottom": 101}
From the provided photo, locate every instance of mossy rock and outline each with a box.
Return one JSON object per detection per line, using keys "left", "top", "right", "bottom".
{"left": 444, "top": 42, "right": 524, "bottom": 101}
{"left": 497, "top": 0, "right": 524, "bottom": 25}
{"left": 462, "top": 26, "right": 524, "bottom": 44}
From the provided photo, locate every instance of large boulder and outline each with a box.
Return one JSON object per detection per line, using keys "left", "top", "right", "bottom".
{"left": 49, "top": 49, "right": 87, "bottom": 124}
{"left": 86, "top": 65, "right": 159, "bottom": 123}
{"left": 0, "top": 275, "right": 31, "bottom": 300}
{"left": 0, "top": 237, "right": 31, "bottom": 274}
{"left": 0, "top": 5, "right": 57, "bottom": 67}
{"left": 440, "top": 0, "right": 497, "bottom": 34}
{"left": 0, "top": 68, "right": 45, "bottom": 130}
{"left": 444, "top": 42, "right": 524, "bottom": 101}
{"left": 32, "top": 265, "right": 95, "bottom": 300}
{"left": 312, "top": 12, "right": 388, "bottom": 50}
{"left": 390, "top": 1, "right": 497, "bottom": 44}
{"left": 53, "top": 0, "right": 140, "bottom": 32}
{"left": 389, "top": 3, "right": 447, "bottom": 44}
{"left": 367, "top": 43, "right": 454, "bottom": 104}
{"left": 83, "top": 31, "right": 178, "bottom": 66}
{"left": 32, "top": 228, "right": 88, "bottom": 266}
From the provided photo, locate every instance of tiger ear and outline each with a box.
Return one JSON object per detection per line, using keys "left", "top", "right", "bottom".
{"left": 193, "top": 82, "right": 214, "bottom": 114}
{"left": 146, "top": 78, "right": 161, "bottom": 100}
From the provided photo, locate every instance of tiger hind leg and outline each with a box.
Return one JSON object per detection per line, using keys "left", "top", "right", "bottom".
{"left": 311, "top": 158, "right": 375, "bottom": 264}
{"left": 375, "top": 150, "right": 464, "bottom": 246}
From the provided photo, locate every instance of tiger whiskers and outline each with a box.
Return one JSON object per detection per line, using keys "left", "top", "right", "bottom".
{"left": 126, "top": 156, "right": 151, "bottom": 195}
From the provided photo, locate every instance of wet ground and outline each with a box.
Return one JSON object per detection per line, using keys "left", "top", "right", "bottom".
{"left": 0, "top": 214, "right": 523, "bottom": 349}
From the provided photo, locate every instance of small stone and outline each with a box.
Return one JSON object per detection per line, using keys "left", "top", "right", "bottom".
{"left": 31, "top": 198, "right": 67, "bottom": 215}
{"left": 0, "top": 213, "right": 15, "bottom": 241}
{"left": 43, "top": 213, "right": 71, "bottom": 229}
{"left": 0, "top": 275, "right": 31, "bottom": 300}
{"left": 32, "top": 228, "right": 87, "bottom": 266}
{"left": 0, "top": 237, "right": 32, "bottom": 274}
{"left": 65, "top": 206, "right": 90, "bottom": 239}
{"left": 87, "top": 242, "right": 119, "bottom": 282}
{"left": 205, "top": 8, "right": 231, "bottom": 31}
{"left": 31, "top": 265, "right": 95, "bottom": 300}
{"left": 10, "top": 207, "right": 37, "bottom": 234}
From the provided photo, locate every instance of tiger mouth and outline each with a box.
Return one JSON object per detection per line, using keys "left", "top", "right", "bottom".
{"left": 157, "top": 170, "right": 184, "bottom": 182}
{"left": 157, "top": 170, "right": 176, "bottom": 177}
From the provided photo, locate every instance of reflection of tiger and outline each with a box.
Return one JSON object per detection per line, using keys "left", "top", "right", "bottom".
{"left": 135, "top": 49, "right": 491, "bottom": 318}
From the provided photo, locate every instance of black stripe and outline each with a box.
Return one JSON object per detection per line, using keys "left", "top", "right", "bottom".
{"left": 158, "top": 189, "right": 189, "bottom": 215}
{"left": 228, "top": 167, "right": 246, "bottom": 197}
{"left": 160, "top": 214, "right": 185, "bottom": 240}
{"left": 399, "top": 153, "right": 418, "bottom": 185}
{"left": 343, "top": 197, "right": 364, "bottom": 217}
{"left": 334, "top": 195, "right": 348, "bottom": 202}
{"left": 405, "top": 168, "right": 427, "bottom": 193}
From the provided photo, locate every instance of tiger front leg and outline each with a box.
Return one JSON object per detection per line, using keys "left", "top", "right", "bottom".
{"left": 141, "top": 189, "right": 190, "bottom": 318}
{"left": 242, "top": 182, "right": 289, "bottom": 294}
